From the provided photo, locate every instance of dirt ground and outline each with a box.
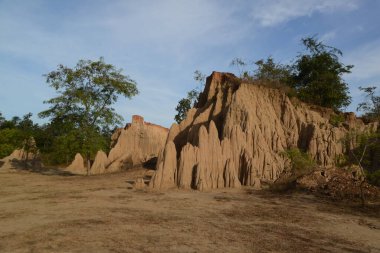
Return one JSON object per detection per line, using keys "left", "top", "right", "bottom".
{"left": 0, "top": 168, "right": 379, "bottom": 253}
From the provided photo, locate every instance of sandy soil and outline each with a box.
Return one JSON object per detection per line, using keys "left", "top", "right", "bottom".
{"left": 0, "top": 168, "right": 379, "bottom": 253}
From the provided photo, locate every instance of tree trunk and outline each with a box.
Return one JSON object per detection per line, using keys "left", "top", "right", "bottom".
{"left": 86, "top": 152, "right": 91, "bottom": 175}
{"left": 359, "top": 180, "right": 366, "bottom": 207}
{"left": 24, "top": 155, "right": 28, "bottom": 169}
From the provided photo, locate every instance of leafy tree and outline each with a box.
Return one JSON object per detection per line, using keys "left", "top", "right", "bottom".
{"left": 357, "top": 86, "right": 380, "bottom": 121}
{"left": 291, "top": 36, "right": 353, "bottom": 110}
{"left": 0, "top": 128, "right": 24, "bottom": 158}
{"left": 0, "top": 112, "right": 4, "bottom": 125}
{"left": 39, "top": 57, "right": 138, "bottom": 171}
{"left": 174, "top": 70, "right": 206, "bottom": 124}
{"left": 254, "top": 57, "right": 292, "bottom": 84}
{"left": 193, "top": 70, "right": 206, "bottom": 85}
{"left": 174, "top": 91, "right": 197, "bottom": 124}
{"left": 354, "top": 86, "right": 380, "bottom": 187}
{"left": 230, "top": 58, "right": 249, "bottom": 78}
{"left": 0, "top": 113, "right": 39, "bottom": 159}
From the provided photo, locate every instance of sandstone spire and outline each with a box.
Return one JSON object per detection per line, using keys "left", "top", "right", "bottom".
{"left": 90, "top": 150, "right": 109, "bottom": 175}
{"left": 66, "top": 153, "right": 87, "bottom": 175}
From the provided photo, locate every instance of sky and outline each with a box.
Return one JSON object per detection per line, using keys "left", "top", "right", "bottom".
{"left": 0, "top": 0, "right": 379, "bottom": 128}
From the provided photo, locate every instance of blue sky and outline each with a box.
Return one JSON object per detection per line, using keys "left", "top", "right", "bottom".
{"left": 0, "top": 0, "right": 379, "bottom": 127}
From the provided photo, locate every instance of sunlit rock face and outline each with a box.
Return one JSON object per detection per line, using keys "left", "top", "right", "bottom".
{"left": 150, "top": 72, "right": 378, "bottom": 190}
{"left": 66, "top": 115, "right": 169, "bottom": 175}
{"left": 66, "top": 153, "right": 87, "bottom": 175}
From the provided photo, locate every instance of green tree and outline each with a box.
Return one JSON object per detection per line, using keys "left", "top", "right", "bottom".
{"left": 0, "top": 112, "right": 4, "bottom": 125}
{"left": 230, "top": 57, "right": 249, "bottom": 79}
{"left": 354, "top": 86, "right": 380, "bottom": 187}
{"left": 254, "top": 57, "right": 292, "bottom": 84}
{"left": 39, "top": 57, "right": 138, "bottom": 171}
{"left": 291, "top": 36, "right": 352, "bottom": 110}
{"left": 357, "top": 86, "right": 380, "bottom": 121}
{"left": 0, "top": 113, "right": 39, "bottom": 159}
{"left": 174, "top": 70, "right": 206, "bottom": 124}
{"left": 0, "top": 128, "right": 24, "bottom": 158}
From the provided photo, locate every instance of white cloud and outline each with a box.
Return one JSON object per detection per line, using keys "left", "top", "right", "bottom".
{"left": 0, "top": 0, "right": 376, "bottom": 125}
{"left": 0, "top": 0, "right": 247, "bottom": 126}
{"left": 343, "top": 40, "right": 380, "bottom": 113}
{"left": 320, "top": 31, "right": 336, "bottom": 42}
{"left": 251, "top": 0, "right": 358, "bottom": 27}
{"left": 345, "top": 40, "right": 380, "bottom": 80}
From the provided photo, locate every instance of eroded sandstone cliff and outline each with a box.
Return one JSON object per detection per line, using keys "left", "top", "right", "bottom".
{"left": 150, "top": 72, "right": 378, "bottom": 190}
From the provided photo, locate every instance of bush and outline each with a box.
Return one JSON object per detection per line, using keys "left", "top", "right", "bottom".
{"left": 285, "top": 148, "right": 316, "bottom": 175}
{"left": 329, "top": 114, "right": 345, "bottom": 127}
{"left": 366, "top": 170, "right": 380, "bottom": 186}
{"left": 271, "top": 148, "right": 316, "bottom": 192}
{"left": 0, "top": 128, "right": 25, "bottom": 158}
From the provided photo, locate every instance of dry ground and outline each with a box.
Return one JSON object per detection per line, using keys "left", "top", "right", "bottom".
{"left": 0, "top": 168, "right": 379, "bottom": 253}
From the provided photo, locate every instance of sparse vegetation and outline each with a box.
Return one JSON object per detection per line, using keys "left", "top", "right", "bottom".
{"left": 351, "top": 87, "right": 380, "bottom": 186}
{"left": 341, "top": 129, "right": 380, "bottom": 205}
{"left": 329, "top": 113, "right": 345, "bottom": 127}
{"left": 366, "top": 169, "right": 380, "bottom": 186}
{"left": 174, "top": 70, "right": 206, "bottom": 123}
{"left": 351, "top": 132, "right": 380, "bottom": 187}
{"left": 357, "top": 86, "right": 380, "bottom": 122}
{"left": 285, "top": 148, "right": 316, "bottom": 175}
{"left": 290, "top": 36, "right": 352, "bottom": 110}
{"left": 230, "top": 36, "right": 353, "bottom": 111}
{"left": 0, "top": 113, "right": 40, "bottom": 159}
{"left": 271, "top": 148, "right": 316, "bottom": 191}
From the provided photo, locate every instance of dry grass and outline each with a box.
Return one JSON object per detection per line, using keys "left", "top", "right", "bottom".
{"left": 0, "top": 168, "right": 379, "bottom": 252}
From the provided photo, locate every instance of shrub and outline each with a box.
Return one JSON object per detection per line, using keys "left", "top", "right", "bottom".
{"left": 285, "top": 148, "right": 316, "bottom": 175}
{"left": 366, "top": 170, "right": 380, "bottom": 186}
{"left": 329, "top": 113, "right": 345, "bottom": 127}
{"left": 271, "top": 148, "right": 316, "bottom": 192}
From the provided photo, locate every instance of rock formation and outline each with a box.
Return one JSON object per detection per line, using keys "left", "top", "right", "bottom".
{"left": 65, "top": 115, "right": 168, "bottom": 175}
{"left": 134, "top": 177, "right": 146, "bottom": 189}
{"left": 150, "top": 72, "right": 378, "bottom": 190}
{"left": 0, "top": 148, "right": 41, "bottom": 171}
{"left": 106, "top": 115, "right": 169, "bottom": 171}
{"left": 90, "top": 150, "right": 109, "bottom": 175}
{"left": 65, "top": 153, "right": 87, "bottom": 175}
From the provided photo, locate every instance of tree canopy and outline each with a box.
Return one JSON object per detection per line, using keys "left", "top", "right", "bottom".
{"left": 253, "top": 57, "right": 291, "bottom": 84}
{"left": 357, "top": 86, "right": 380, "bottom": 121}
{"left": 228, "top": 37, "right": 353, "bottom": 111}
{"left": 0, "top": 113, "right": 39, "bottom": 159}
{"left": 38, "top": 58, "right": 138, "bottom": 168}
{"left": 174, "top": 70, "right": 205, "bottom": 124}
{"left": 291, "top": 37, "right": 353, "bottom": 110}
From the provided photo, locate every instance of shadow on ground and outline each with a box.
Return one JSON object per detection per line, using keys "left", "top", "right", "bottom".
{"left": 8, "top": 160, "right": 75, "bottom": 176}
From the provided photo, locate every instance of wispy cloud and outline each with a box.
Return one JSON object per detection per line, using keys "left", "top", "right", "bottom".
{"left": 250, "top": 0, "right": 358, "bottom": 27}
{"left": 0, "top": 0, "right": 378, "bottom": 125}
{"left": 0, "top": 0, "right": 246, "bottom": 126}
{"left": 345, "top": 39, "right": 380, "bottom": 80}
{"left": 320, "top": 31, "right": 337, "bottom": 42}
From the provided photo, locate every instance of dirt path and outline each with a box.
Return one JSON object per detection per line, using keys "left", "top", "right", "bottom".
{"left": 0, "top": 168, "right": 379, "bottom": 253}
